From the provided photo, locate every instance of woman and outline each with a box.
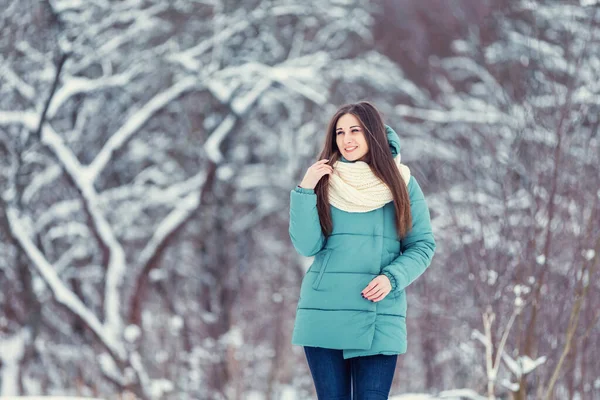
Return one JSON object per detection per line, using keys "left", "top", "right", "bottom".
{"left": 288, "top": 101, "right": 436, "bottom": 399}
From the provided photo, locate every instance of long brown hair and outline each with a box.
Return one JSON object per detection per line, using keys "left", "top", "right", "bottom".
{"left": 315, "top": 101, "right": 412, "bottom": 239}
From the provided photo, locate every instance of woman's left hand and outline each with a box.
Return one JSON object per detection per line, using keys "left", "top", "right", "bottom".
{"left": 361, "top": 275, "right": 392, "bottom": 302}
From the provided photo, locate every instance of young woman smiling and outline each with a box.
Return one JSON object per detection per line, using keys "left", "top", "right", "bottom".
{"left": 289, "top": 101, "right": 436, "bottom": 399}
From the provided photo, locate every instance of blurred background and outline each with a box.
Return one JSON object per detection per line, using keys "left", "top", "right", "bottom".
{"left": 0, "top": 0, "right": 599, "bottom": 399}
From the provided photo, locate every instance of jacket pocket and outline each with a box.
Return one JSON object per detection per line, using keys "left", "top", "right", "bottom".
{"left": 312, "top": 249, "right": 332, "bottom": 290}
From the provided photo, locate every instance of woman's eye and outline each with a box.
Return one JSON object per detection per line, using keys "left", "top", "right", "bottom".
{"left": 336, "top": 131, "right": 343, "bottom": 135}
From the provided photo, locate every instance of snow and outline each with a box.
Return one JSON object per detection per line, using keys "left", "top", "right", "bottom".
{"left": 280, "top": 385, "right": 298, "bottom": 400}
{"left": 6, "top": 207, "right": 126, "bottom": 360}
{"left": 272, "top": 292, "right": 283, "bottom": 303}
{"left": 521, "top": 355, "right": 547, "bottom": 374}
{"left": 219, "top": 326, "right": 243, "bottom": 348}
{"left": 50, "top": 0, "right": 86, "bottom": 12}
{"left": 500, "top": 379, "right": 520, "bottom": 392}
{"left": 395, "top": 104, "right": 508, "bottom": 125}
{"left": 508, "top": 30, "right": 564, "bottom": 58}
{"left": 513, "top": 284, "right": 530, "bottom": 296}
{"left": 232, "top": 76, "right": 273, "bottom": 114}
{"left": 98, "top": 352, "right": 124, "bottom": 385}
{"left": 470, "top": 329, "right": 490, "bottom": 347}
{"left": 0, "top": 329, "right": 31, "bottom": 396}
{"left": 201, "top": 312, "right": 218, "bottom": 323}
{"left": 441, "top": 57, "right": 507, "bottom": 101}
{"left": 170, "top": 315, "right": 184, "bottom": 332}
{"left": 217, "top": 165, "right": 235, "bottom": 181}
{"left": 35, "top": 123, "right": 130, "bottom": 337}
{"left": 438, "top": 389, "right": 487, "bottom": 400}
{"left": 129, "top": 351, "right": 151, "bottom": 396}
{"left": 0, "top": 398, "right": 104, "bottom": 400}
{"left": 583, "top": 249, "right": 595, "bottom": 261}
{"left": 124, "top": 324, "right": 141, "bottom": 343}
{"left": 577, "top": 269, "right": 590, "bottom": 286}
{"left": 451, "top": 39, "right": 471, "bottom": 53}
{"left": 34, "top": 199, "right": 81, "bottom": 233}
{"left": 87, "top": 77, "right": 198, "bottom": 182}
{"left": 0, "top": 56, "right": 36, "bottom": 101}
{"left": 46, "top": 72, "right": 134, "bottom": 118}
{"left": 150, "top": 378, "right": 174, "bottom": 398}
{"left": 390, "top": 395, "right": 436, "bottom": 400}
{"left": 204, "top": 115, "right": 236, "bottom": 163}
{"left": 207, "top": 79, "right": 238, "bottom": 104}
{"left": 22, "top": 165, "right": 62, "bottom": 204}
{"left": 514, "top": 297, "right": 523, "bottom": 307}
{"left": 501, "top": 352, "right": 547, "bottom": 378}
{"left": 389, "top": 390, "right": 489, "bottom": 400}
{"left": 126, "top": 139, "right": 153, "bottom": 161}
{"left": 536, "top": 254, "right": 546, "bottom": 265}
{"left": 136, "top": 189, "right": 201, "bottom": 287}
{"left": 149, "top": 268, "right": 168, "bottom": 282}
{"left": 487, "top": 270, "right": 498, "bottom": 285}
{"left": 506, "top": 189, "right": 532, "bottom": 209}
{"left": 0, "top": 110, "right": 38, "bottom": 129}
{"left": 269, "top": 67, "right": 327, "bottom": 105}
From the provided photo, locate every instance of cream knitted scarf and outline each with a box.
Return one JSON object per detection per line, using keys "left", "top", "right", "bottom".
{"left": 328, "top": 155, "right": 411, "bottom": 213}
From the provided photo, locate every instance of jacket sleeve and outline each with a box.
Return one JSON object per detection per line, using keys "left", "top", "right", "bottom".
{"left": 381, "top": 176, "right": 436, "bottom": 292}
{"left": 289, "top": 186, "right": 326, "bottom": 257}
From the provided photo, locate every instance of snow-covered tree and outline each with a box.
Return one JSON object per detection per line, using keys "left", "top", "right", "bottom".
{"left": 393, "top": 1, "right": 600, "bottom": 398}
{"left": 0, "top": 0, "right": 424, "bottom": 398}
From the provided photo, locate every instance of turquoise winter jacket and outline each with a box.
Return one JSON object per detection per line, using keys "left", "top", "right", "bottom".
{"left": 289, "top": 125, "right": 436, "bottom": 359}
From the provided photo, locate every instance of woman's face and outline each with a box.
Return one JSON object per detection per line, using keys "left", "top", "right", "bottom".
{"left": 335, "top": 113, "right": 369, "bottom": 161}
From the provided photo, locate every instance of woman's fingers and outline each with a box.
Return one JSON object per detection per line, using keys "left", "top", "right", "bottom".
{"left": 316, "top": 166, "right": 333, "bottom": 175}
{"left": 371, "top": 291, "right": 388, "bottom": 302}
{"left": 366, "top": 288, "right": 385, "bottom": 300}
{"left": 364, "top": 287, "right": 388, "bottom": 302}
{"left": 316, "top": 165, "right": 332, "bottom": 172}
{"left": 362, "top": 283, "right": 380, "bottom": 298}
{"left": 301, "top": 160, "right": 333, "bottom": 188}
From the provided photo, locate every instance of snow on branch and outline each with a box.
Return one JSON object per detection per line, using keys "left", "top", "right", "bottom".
{"left": 0, "top": 111, "right": 38, "bottom": 129}
{"left": 0, "top": 55, "right": 36, "bottom": 102}
{"left": 6, "top": 207, "right": 126, "bottom": 360}
{"left": 40, "top": 124, "right": 127, "bottom": 336}
{"left": 0, "top": 328, "right": 31, "bottom": 396}
{"left": 68, "top": 2, "right": 169, "bottom": 74}
{"left": 440, "top": 57, "right": 508, "bottom": 104}
{"left": 204, "top": 76, "right": 272, "bottom": 163}
{"left": 137, "top": 190, "right": 202, "bottom": 271}
{"left": 47, "top": 66, "right": 144, "bottom": 118}
{"left": 87, "top": 77, "right": 199, "bottom": 182}
{"left": 204, "top": 115, "right": 236, "bottom": 164}
{"left": 167, "top": 5, "right": 317, "bottom": 71}
{"left": 395, "top": 104, "right": 512, "bottom": 125}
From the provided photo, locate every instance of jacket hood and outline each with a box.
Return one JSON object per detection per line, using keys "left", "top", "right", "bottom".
{"left": 385, "top": 125, "right": 401, "bottom": 159}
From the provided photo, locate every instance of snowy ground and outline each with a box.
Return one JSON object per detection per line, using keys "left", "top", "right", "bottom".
{"left": 0, "top": 398, "right": 104, "bottom": 400}
{"left": 244, "top": 386, "right": 487, "bottom": 400}
{"left": 390, "top": 390, "right": 486, "bottom": 400}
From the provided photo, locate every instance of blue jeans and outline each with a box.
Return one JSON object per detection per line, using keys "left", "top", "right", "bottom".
{"left": 303, "top": 346, "right": 398, "bottom": 399}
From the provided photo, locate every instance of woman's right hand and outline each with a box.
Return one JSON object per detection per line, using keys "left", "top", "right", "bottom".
{"left": 299, "top": 159, "right": 333, "bottom": 190}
